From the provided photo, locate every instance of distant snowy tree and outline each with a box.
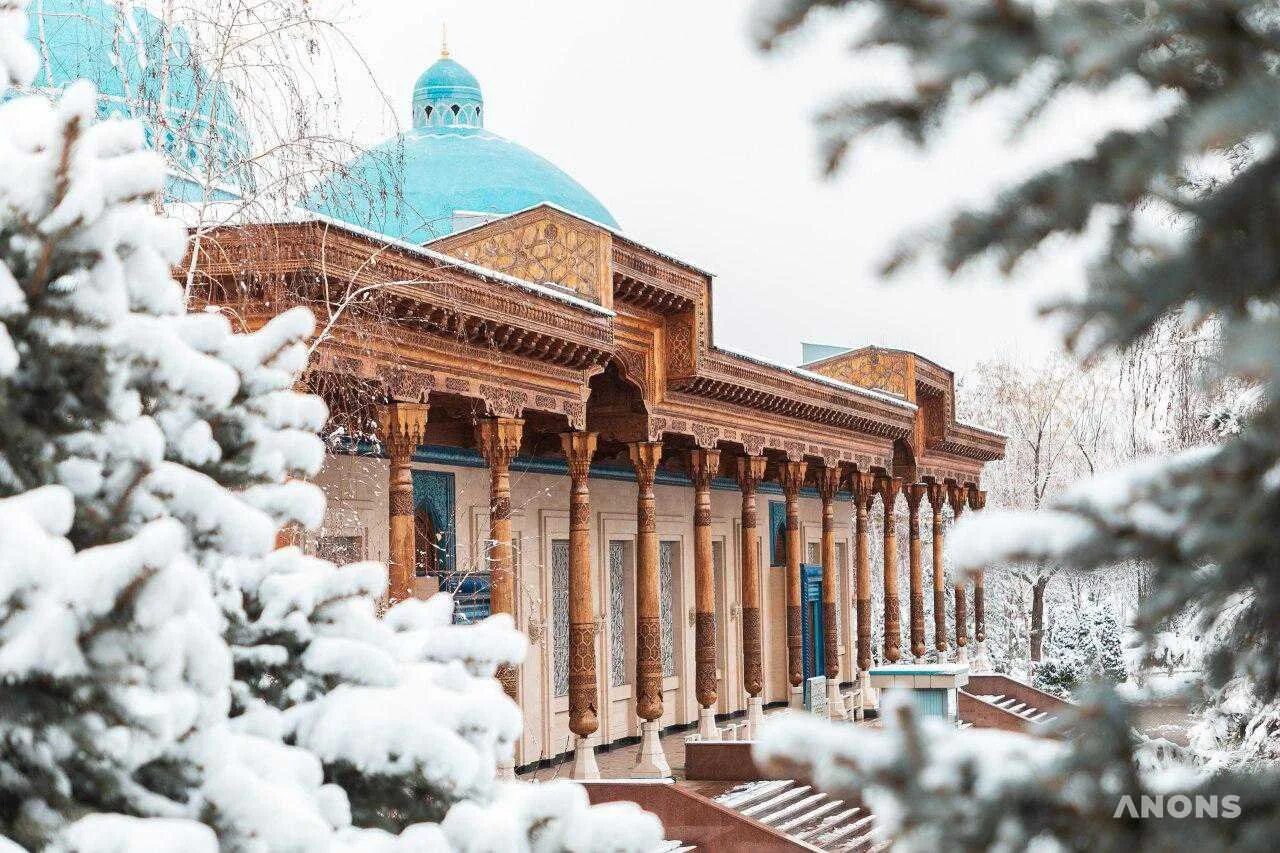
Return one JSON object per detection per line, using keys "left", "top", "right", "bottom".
{"left": 1091, "top": 604, "right": 1128, "bottom": 686}
{"left": 0, "top": 3, "right": 662, "bottom": 849}
{"left": 754, "top": 0, "right": 1280, "bottom": 847}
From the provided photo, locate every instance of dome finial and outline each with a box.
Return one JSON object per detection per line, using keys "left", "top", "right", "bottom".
{"left": 440, "top": 23, "right": 450, "bottom": 58}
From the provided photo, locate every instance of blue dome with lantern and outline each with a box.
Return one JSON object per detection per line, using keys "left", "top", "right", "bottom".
{"left": 21, "top": 0, "right": 250, "bottom": 203}
{"left": 306, "top": 45, "right": 618, "bottom": 243}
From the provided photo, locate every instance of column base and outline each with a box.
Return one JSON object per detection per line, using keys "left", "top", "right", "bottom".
{"left": 632, "top": 721, "right": 671, "bottom": 778}
{"left": 971, "top": 641, "right": 993, "bottom": 674}
{"left": 570, "top": 737, "right": 600, "bottom": 780}
{"left": 859, "top": 669, "right": 876, "bottom": 712}
{"left": 746, "top": 696, "right": 764, "bottom": 739}
{"left": 788, "top": 684, "right": 805, "bottom": 710}
{"left": 955, "top": 646, "right": 970, "bottom": 666}
{"left": 827, "top": 679, "right": 847, "bottom": 721}
{"left": 496, "top": 758, "right": 515, "bottom": 781}
{"left": 697, "top": 707, "right": 720, "bottom": 741}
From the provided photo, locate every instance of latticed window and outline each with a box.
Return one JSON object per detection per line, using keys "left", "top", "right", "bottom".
{"left": 551, "top": 540, "right": 570, "bottom": 698}
{"left": 807, "top": 541, "right": 820, "bottom": 564}
{"left": 659, "top": 541, "right": 677, "bottom": 678}
{"left": 609, "top": 541, "right": 629, "bottom": 687}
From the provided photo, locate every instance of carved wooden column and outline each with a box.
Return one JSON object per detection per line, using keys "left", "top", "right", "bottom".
{"left": 852, "top": 472, "right": 876, "bottom": 711}
{"left": 926, "top": 482, "right": 948, "bottom": 656}
{"left": 947, "top": 482, "right": 969, "bottom": 664}
{"left": 628, "top": 440, "right": 668, "bottom": 776}
{"left": 968, "top": 487, "right": 992, "bottom": 673}
{"left": 689, "top": 448, "right": 721, "bottom": 740}
{"left": 905, "top": 484, "right": 927, "bottom": 661}
{"left": 735, "top": 455, "right": 767, "bottom": 735}
{"left": 377, "top": 401, "right": 429, "bottom": 603}
{"left": 878, "top": 475, "right": 903, "bottom": 663}
{"left": 475, "top": 417, "right": 524, "bottom": 700}
{"left": 560, "top": 431, "right": 600, "bottom": 778}
{"left": 777, "top": 459, "right": 808, "bottom": 709}
{"left": 816, "top": 466, "right": 846, "bottom": 719}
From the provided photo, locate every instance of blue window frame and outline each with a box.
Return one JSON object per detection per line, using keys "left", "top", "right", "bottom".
{"left": 768, "top": 500, "right": 786, "bottom": 567}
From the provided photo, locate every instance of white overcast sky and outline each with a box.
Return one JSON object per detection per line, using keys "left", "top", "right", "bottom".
{"left": 331, "top": 1, "right": 1154, "bottom": 373}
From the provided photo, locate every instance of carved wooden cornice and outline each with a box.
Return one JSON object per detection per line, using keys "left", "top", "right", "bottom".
{"left": 669, "top": 350, "right": 915, "bottom": 440}
{"left": 611, "top": 244, "right": 702, "bottom": 314}
{"left": 191, "top": 222, "right": 617, "bottom": 371}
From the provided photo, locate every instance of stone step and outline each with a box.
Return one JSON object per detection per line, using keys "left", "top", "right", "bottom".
{"left": 797, "top": 806, "right": 862, "bottom": 842}
{"left": 652, "top": 842, "right": 695, "bottom": 852}
{"left": 758, "top": 792, "right": 831, "bottom": 826}
{"left": 774, "top": 797, "right": 846, "bottom": 834}
{"left": 716, "top": 779, "right": 793, "bottom": 810}
{"left": 822, "top": 812, "right": 876, "bottom": 846}
{"left": 738, "top": 784, "right": 812, "bottom": 819}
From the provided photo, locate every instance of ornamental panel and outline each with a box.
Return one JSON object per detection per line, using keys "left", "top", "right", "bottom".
{"left": 551, "top": 539, "right": 570, "bottom": 698}
{"left": 659, "top": 540, "right": 677, "bottom": 678}
{"left": 444, "top": 214, "right": 606, "bottom": 303}
{"left": 609, "top": 541, "right": 628, "bottom": 688}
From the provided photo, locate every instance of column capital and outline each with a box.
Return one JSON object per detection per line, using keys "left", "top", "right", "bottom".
{"left": 815, "top": 465, "right": 842, "bottom": 504}
{"left": 377, "top": 400, "right": 429, "bottom": 459}
{"left": 926, "top": 480, "right": 947, "bottom": 513}
{"left": 777, "top": 459, "right": 808, "bottom": 498}
{"left": 968, "top": 487, "right": 987, "bottom": 511}
{"left": 735, "top": 454, "right": 767, "bottom": 491}
{"left": 475, "top": 417, "right": 524, "bottom": 469}
{"left": 851, "top": 470, "right": 877, "bottom": 511}
{"left": 905, "top": 482, "right": 926, "bottom": 512}
{"left": 559, "top": 431, "right": 598, "bottom": 480}
{"left": 876, "top": 474, "right": 901, "bottom": 508}
{"left": 628, "top": 440, "right": 663, "bottom": 487}
{"left": 947, "top": 481, "right": 968, "bottom": 516}
{"left": 688, "top": 448, "right": 721, "bottom": 492}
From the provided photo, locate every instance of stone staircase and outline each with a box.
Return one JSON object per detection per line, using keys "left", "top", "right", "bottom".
{"left": 715, "top": 780, "right": 883, "bottom": 852}
{"left": 970, "top": 692, "right": 1058, "bottom": 725}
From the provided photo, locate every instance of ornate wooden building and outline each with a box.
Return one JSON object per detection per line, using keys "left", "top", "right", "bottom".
{"left": 188, "top": 48, "right": 1005, "bottom": 780}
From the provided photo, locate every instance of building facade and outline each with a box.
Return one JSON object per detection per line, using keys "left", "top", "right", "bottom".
{"left": 186, "top": 49, "right": 1006, "bottom": 779}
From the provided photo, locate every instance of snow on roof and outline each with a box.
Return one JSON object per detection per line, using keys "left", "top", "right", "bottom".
{"left": 955, "top": 419, "right": 1008, "bottom": 440}
{"left": 433, "top": 200, "right": 717, "bottom": 279}
{"left": 716, "top": 346, "right": 917, "bottom": 412}
{"left": 292, "top": 211, "right": 616, "bottom": 318}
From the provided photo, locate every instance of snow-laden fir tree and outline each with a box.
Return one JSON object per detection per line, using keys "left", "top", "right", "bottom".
{"left": 0, "top": 2, "right": 662, "bottom": 848}
{"left": 752, "top": 0, "right": 1280, "bottom": 848}
{"left": 1091, "top": 602, "right": 1128, "bottom": 686}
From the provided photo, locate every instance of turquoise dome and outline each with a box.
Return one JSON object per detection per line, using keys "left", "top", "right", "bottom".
{"left": 307, "top": 51, "right": 618, "bottom": 243}
{"left": 22, "top": 0, "right": 249, "bottom": 202}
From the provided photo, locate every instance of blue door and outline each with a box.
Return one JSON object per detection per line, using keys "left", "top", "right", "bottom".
{"left": 801, "top": 563, "right": 824, "bottom": 706}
